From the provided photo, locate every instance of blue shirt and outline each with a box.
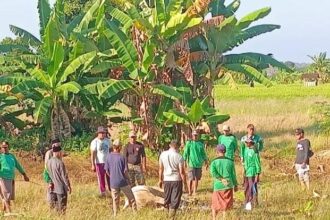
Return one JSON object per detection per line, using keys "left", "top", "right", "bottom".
{"left": 104, "top": 152, "right": 128, "bottom": 188}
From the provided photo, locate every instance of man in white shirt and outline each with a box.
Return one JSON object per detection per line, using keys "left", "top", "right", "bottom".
{"left": 158, "top": 140, "right": 187, "bottom": 219}
{"left": 90, "top": 126, "right": 112, "bottom": 197}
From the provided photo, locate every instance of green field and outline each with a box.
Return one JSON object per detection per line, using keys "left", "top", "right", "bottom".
{"left": 11, "top": 84, "right": 330, "bottom": 220}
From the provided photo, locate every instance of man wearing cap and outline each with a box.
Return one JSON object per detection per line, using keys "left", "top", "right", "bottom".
{"left": 158, "top": 140, "right": 187, "bottom": 219}
{"left": 47, "top": 145, "right": 71, "bottom": 214}
{"left": 90, "top": 126, "right": 112, "bottom": 197}
{"left": 210, "top": 144, "right": 238, "bottom": 220}
{"left": 0, "top": 141, "right": 29, "bottom": 216}
{"left": 105, "top": 139, "right": 137, "bottom": 216}
{"left": 294, "top": 128, "right": 312, "bottom": 190}
{"left": 240, "top": 124, "right": 263, "bottom": 205}
{"left": 123, "top": 131, "right": 146, "bottom": 186}
{"left": 43, "top": 139, "right": 62, "bottom": 206}
{"left": 183, "top": 130, "right": 208, "bottom": 196}
{"left": 241, "top": 136, "right": 261, "bottom": 211}
{"left": 218, "top": 125, "right": 238, "bottom": 161}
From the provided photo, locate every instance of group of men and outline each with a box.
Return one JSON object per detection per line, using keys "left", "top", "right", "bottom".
{"left": 0, "top": 124, "right": 312, "bottom": 218}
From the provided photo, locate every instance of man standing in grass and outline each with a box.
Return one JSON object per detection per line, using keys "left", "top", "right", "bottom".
{"left": 0, "top": 141, "right": 29, "bottom": 216}
{"left": 241, "top": 137, "right": 261, "bottom": 211}
{"left": 43, "top": 139, "right": 62, "bottom": 207}
{"left": 158, "top": 140, "right": 187, "bottom": 219}
{"left": 47, "top": 145, "right": 71, "bottom": 214}
{"left": 123, "top": 131, "right": 146, "bottom": 186}
{"left": 90, "top": 126, "right": 112, "bottom": 197}
{"left": 105, "top": 139, "right": 137, "bottom": 216}
{"left": 183, "top": 130, "right": 208, "bottom": 196}
{"left": 218, "top": 125, "right": 238, "bottom": 161}
{"left": 240, "top": 124, "right": 263, "bottom": 206}
{"left": 294, "top": 128, "right": 311, "bottom": 191}
{"left": 210, "top": 144, "right": 238, "bottom": 220}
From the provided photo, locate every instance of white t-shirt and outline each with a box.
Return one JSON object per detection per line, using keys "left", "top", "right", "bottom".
{"left": 159, "top": 148, "right": 184, "bottom": 181}
{"left": 90, "top": 138, "right": 112, "bottom": 164}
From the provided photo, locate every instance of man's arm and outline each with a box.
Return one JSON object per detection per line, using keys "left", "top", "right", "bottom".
{"left": 257, "top": 136, "right": 264, "bottom": 152}
{"left": 90, "top": 141, "right": 96, "bottom": 172}
{"left": 179, "top": 159, "right": 187, "bottom": 191}
{"left": 182, "top": 142, "right": 190, "bottom": 168}
{"left": 303, "top": 140, "right": 310, "bottom": 165}
{"left": 141, "top": 145, "right": 147, "bottom": 172}
{"left": 14, "top": 156, "right": 29, "bottom": 181}
{"left": 60, "top": 162, "right": 71, "bottom": 193}
{"left": 158, "top": 158, "right": 164, "bottom": 188}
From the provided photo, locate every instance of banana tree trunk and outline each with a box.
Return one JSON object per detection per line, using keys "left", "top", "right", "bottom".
{"left": 51, "top": 102, "right": 72, "bottom": 140}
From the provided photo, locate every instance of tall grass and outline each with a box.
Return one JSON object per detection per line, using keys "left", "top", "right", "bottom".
{"left": 7, "top": 84, "right": 330, "bottom": 219}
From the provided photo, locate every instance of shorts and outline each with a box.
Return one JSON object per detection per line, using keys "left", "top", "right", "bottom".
{"left": 295, "top": 164, "right": 310, "bottom": 182}
{"left": 188, "top": 167, "right": 202, "bottom": 181}
{"left": 0, "top": 178, "right": 15, "bottom": 202}
{"left": 128, "top": 164, "right": 145, "bottom": 186}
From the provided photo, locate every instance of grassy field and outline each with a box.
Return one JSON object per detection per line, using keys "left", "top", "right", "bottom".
{"left": 9, "top": 84, "right": 330, "bottom": 219}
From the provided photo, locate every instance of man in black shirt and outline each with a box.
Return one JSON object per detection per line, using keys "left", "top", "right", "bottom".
{"left": 294, "top": 128, "right": 311, "bottom": 190}
{"left": 123, "top": 131, "right": 146, "bottom": 186}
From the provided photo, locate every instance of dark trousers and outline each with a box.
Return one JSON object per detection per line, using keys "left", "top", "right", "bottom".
{"left": 244, "top": 177, "right": 257, "bottom": 204}
{"left": 164, "top": 181, "right": 183, "bottom": 210}
{"left": 50, "top": 192, "right": 68, "bottom": 213}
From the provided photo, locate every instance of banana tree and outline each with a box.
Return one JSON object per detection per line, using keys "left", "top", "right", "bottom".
{"left": 99, "top": 0, "right": 211, "bottom": 147}
{"left": 163, "top": 98, "right": 230, "bottom": 130}
{"left": 0, "top": 0, "right": 106, "bottom": 139}
{"left": 0, "top": 93, "right": 28, "bottom": 133}
{"left": 187, "top": 1, "right": 292, "bottom": 105}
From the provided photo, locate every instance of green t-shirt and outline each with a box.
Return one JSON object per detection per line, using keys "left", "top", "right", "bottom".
{"left": 183, "top": 140, "right": 208, "bottom": 168}
{"left": 210, "top": 157, "right": 238, "bottom": 191}
{"left": 218, "top": 135, "right": 238, "bottom": 160}
{"left": 241, "top": 147, "right": 261, "bottom": 177}
{"left": 240, "top": 134, "right": 264, "bottom": 159}
{"left": 0, "top": 153, "right": 25, "bottom": 180}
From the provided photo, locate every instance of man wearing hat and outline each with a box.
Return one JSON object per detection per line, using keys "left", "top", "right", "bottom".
{"left": 105, "top": 139, "right": 136, "bottom": 216}
{"left": 43, "top": 138, "right": 63, "bottom": 206}
{"left": 294, "top": 128, "right": 312, "bottom": 191}
{"left": 218, "top": 125, "right": 238, "bottom": 161}
{"left": 90, "top": 126, "right": 112, "bottom": 197}
{"left": 210, "top": 144, "right": 238, "bottom": 220}
{"left": 123, "top": 131, "right": 146, "bottom": 186}
{"left": 240, "top": 135, "right": 261, "bottom": 211}
{"left": 0, "top": 141, "right": 29, "bottom": 216}
{"left": 240, "top": 124, "right": 263, "bottom": 206}
{"left": 158, "top": 140, "right": 187, "bottom": 219}
{"left": 46, "top": 144, "right": 71, "bottom": 214}
{"left": 183, "top": 130, "right": 208, "bottom": 196}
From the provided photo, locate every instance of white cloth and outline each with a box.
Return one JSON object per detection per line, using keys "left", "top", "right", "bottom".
{"left": 159, "top": 148, "right": 184, "bottom": 181}
{"left": 90, "top": 138, "right": 112, "bottom": 164}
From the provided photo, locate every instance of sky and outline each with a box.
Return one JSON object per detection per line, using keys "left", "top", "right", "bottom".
{"left": 0, "top": 0, "right": 329, "bottom": 63}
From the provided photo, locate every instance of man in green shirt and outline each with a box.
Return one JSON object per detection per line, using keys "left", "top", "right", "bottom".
{"left": 218, "top": 125, "right": 238, "bottom": 160}
{"left": 0, "top": 141, "right": 29, "bottom": 216}
{"left": 183, "top": 130, "right": 208, "bottom": 196}
{"left": 210, "top": 144, "right": 238, "bottom": 220}
{"left": 241, "top": 137, "right": 261, "bottom": 211}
